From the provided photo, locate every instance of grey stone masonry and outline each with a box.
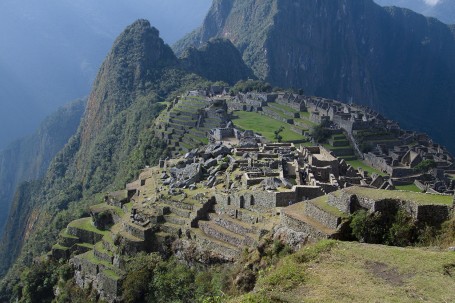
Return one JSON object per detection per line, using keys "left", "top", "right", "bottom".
{"left": 304, "top": 200, "right": 343, "bottom": 230}
{"left": 281, "top": 210, "right": 336, "bottom": 241}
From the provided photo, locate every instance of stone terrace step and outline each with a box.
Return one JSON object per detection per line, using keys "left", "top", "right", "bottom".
{"left": 282, "top": 206, "right": 337, "bottom": 241}
{"left": 164, "top": 214, "right": 188, "bottom": 226}
{"left": 118, "top": 231, "right": 145, "bottom": 253}
{"left": 167, "top": 206, "right": 193, "bottom": 218}
{"left": 163, "top": 199, "right": 195, "bottom": 211}
{"left": 213, "top": 204, "right": 264, "bottom": 224}
{"left": 199, "top": 221, "right": 255, "bottom": 247}
{"left": 160, "top": 223, "right": 183, "bottom": 236}
{"left": 190, "top": 228, "right": 239, "bottom": 261}
{"left": 122, "top": 221, "right": 152, "bottom": 241}
{"left": 303, "top": 198, "right": 347, "bottom": 230}
{"left": 208, "top": 213, "right": 256, "bottom": 236}
{"left": 58, "top": 230, "right": 80, "bottom": 247}
{"left": 94, "top": 241, "right": 114, "bottom": 264}
{"left": 102, "top": 234, "right": 117, "bottom": 253}
{"left": 67, "top": 218, "right": 106, "bottom": 245}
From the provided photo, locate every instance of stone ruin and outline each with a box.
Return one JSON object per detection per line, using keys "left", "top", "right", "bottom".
{"left": 48, "top": 89, "right": 455, "bottom": 302}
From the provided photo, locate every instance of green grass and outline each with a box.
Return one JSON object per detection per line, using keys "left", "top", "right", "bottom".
{"left": 80, "top": 250, "right": 112, "bottom": 268}
{"left": 59, "top": 229, "right": 78, "bottom": 239}
{"left": 323, "top": 144, "right": 353, "bottom": 151}
{"left": 232, "top": 240, "right": 455, "bottom": 303}
{"left": 232, "top": 111, "right": 305, "bottom": 142}
{"left": 90, "top": 203, "right": 124, "bottom": 216}
{"left": 395, "top": 183, "right": 422, "bottom": 193}
{"left": 52, "top": 244, "right": 69, "bottom": 251}
{"left": 103, "top": 269, "right": 121, "bottom": 281}
{"left": 300, "top": 111, "right": 311, "bottom": 119}
{"left": 76, "top": 243, "right": 94, "bottom": 249}
{"left": 264, "top": 106, "right": 294, "bottom": 119}
{"left": 311, "top": 196, "right": 348, "bottom": 218}
{"left": 345, "top": 186, "right": 453, "bottom": 205}
{"left": 346, "top": 159, "right": 387, "bottom": 177}
{"left": 294, "top": 117, "right": 317, "bottom": 127}
{"left": 95, "top": 241, "right": 114, "bottom": 257}
{"left": 268, "top": 102, "right": 298, "bottom": 113}
{"left": 68, "top": 218, "right": 109, "bottom": 236}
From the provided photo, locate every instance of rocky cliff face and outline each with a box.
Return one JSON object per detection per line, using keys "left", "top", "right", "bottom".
{"left": 175, "top": 0, "right": 455, "bottom": 152}
{"left": 180, "top": 38, "right": 254, "bottom": 85}
{"left": 0, "top": 99, "right": 85, "bottom": 235}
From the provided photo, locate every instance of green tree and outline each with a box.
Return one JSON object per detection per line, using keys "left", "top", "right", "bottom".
{"left": 19, "top": 262, "right": 58, "bottom": 303}
{"left": 122, "top": 253, "right": 161, "bottom": 303}
{"left": 414, "top": 160, "right": 437, "bottom": 173}
{"left": 310, "top": 125, "right": 330, "bottom": 143}
{"left": 274, "top": 126, "right": 284, "bottom": 142}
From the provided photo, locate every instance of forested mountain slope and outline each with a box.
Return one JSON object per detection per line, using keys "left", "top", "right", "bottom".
{"left": 0, "top": 100, "right": 85, "bottom": 235}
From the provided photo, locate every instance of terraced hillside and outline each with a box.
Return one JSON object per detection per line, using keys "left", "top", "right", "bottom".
{"left": 155, "top": 93, "right": 228, "bottom": 156}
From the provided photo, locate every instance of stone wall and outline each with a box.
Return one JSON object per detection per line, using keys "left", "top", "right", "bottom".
{"left": 208, "top": 213, "right": 255, "bottom": 235}
{"left": 276, "top": 97, "right": 306, "bottom": 112}
{"left": 99, "top": 273, "right": 122, "bottom": 303}
{"left": 327, "top": 190, "right": 451, "bottom": 226}
{"left": 280, "top": 211, "right": 329, "bottom": 241}
{"left": 71, "top": 256, "right": 122, "bottom": 303}
{"left": 122, "top": 222, "right": 153, "bottom": 241}
{"left": 67, "top": 226, "right": 104, "bottom": 245}
{"left": 304, "top": 201, "right": 342, "bottom": 229}
{"left": 261, "top": 108, "right": 294, "bottom": 124}
{"left": 214, "top": 186, "right": 324, "bottom": 212}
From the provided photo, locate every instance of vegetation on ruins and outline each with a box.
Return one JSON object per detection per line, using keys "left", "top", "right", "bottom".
{"left": 414, "top": 160, "right": 437, "bottom": 173}
{"left": 230, "top": 80, "right": 273, "bottom": 94}
{"left": 309, "top": 125, "right": 331, "bottom": 143}
{"left": 350, "top": 209, "right": 416, "bottom": 246}
{"left": 273, "top": 126, "right": 284, "bottom": 143}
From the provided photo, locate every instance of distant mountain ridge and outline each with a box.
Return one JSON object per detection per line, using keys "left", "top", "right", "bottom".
{"left": 0, "top": 0, "right": 212, "bottom": 149}
{"left": 174, "top": 0, "right": 455, "bottom": 153}
{"left": 0, "top": 99, "right": 85, "bottom": 235}
{"left": 374, "top": 0, "right": 455, "bottom": 24}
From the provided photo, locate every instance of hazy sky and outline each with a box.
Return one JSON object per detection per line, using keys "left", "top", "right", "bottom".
{"left": 0, "top": 0, "right": 212, "bottom": 149}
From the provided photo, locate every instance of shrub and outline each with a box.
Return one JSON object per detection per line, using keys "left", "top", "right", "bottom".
{"left": 310, "top": 125, "right": 331, "bottom": 143}
{"left": 350, "top": 209, "right": 416, "bottom": 246}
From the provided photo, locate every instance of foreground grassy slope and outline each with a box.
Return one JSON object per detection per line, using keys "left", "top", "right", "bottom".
{"left": 232, "top": 240, "right": 455, "bottom": 302}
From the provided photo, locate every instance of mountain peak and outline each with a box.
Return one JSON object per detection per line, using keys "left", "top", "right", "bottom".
{"left": 81, "top": 19, "right": 177, "bottom": 144}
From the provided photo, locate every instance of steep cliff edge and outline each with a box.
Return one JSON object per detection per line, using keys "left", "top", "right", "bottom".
{"left": 174, "top": 0, "right": 455, "bottom": 152}
{"left": 0, "top": 99, "right": 85, "bottom": 235}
